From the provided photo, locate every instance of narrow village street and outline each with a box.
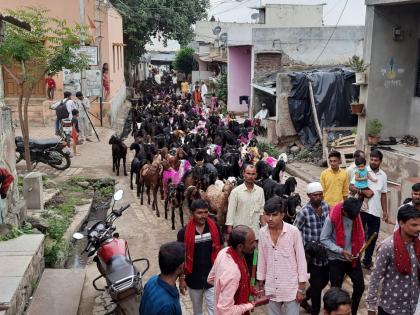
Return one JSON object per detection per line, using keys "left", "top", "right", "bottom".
{"left": 15, "top": 125, "right": 378, "bottom": 315}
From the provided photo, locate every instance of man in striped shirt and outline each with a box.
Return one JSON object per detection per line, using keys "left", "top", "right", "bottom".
{"left": 294, "top": 182, "right": 329, "bottom": 315}
{"left": 257, "top": 196, "right": 308, "bottom": 315}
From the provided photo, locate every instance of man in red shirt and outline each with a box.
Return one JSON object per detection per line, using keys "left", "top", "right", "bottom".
{"left": 45, "top": 74, "right": 56, "bottom": 100}
{"left": 0, "top": 168, "right": 14, "bottom": 199}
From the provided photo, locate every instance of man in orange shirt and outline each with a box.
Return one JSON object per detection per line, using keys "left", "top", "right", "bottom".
{"left": 192, "top": 85, "right": 202, "bottom": 106}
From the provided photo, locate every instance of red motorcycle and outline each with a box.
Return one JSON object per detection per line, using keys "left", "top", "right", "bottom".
{"left": 73, "top": 190, "right": 149, "bottom": 315}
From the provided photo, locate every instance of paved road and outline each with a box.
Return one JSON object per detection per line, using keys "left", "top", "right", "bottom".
{"left": 16, "top": 126, "right": 373, "bottom": 315}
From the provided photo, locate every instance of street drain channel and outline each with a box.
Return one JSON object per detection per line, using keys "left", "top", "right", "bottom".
{"left": 65, "top": 179, "right": 115, "bottom": 269}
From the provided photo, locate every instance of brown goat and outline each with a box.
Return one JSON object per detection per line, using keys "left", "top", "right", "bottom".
{"left": 138, "top": 159, "right": 161, "bottom": 217}
{"left": 204, "top": 179, "right": 235, "bottom": 225}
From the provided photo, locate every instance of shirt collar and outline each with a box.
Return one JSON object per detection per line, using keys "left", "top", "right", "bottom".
{"left": 367, "top": 165, "right": 384, "bottom": 175}
{"left": 157, "top": 276, "right": 179, "bottom": 298}
{"left": 305, "top": 201, "right": 329, "bottom": 215}
{"left": 241, "top": 183, "right": 255, "bottom": 192}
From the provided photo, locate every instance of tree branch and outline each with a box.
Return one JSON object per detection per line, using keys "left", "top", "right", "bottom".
{"left": 2, "top": 65, "right": 21, "bottom": 85}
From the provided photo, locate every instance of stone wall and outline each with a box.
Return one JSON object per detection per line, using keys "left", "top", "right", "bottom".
{"left": 0, "top": 106, "right": 20, "bottom": 225}
{"left": 254, "top": 53, "right": 282, "bottom": 80}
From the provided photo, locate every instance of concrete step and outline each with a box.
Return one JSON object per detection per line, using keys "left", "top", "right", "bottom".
{"left": 26, "top": 269, "right": 86, "bottom": 315}
{"left": 0, "top": 234, "right": 45, "bottom": 315}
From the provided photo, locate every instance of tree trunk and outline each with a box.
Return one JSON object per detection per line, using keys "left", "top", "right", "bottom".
{"left": 23, "top": 88, "right": 33, "bottom": 171}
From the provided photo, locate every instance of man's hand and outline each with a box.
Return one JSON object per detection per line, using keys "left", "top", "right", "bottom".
{"left": 178, "top": 277, "right": 187, "bottom": 296}
{"left": 383, "top": 212, "right": 389, "bottom": 223}
{"left": 296, "top": 291, "right": 305, "bottom": 303}
{"left": 343, "top": 250, "right": 353, "bottom": 261}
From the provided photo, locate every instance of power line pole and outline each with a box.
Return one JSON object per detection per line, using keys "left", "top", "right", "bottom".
{"left": 79, "top": 0, "right": 86, "bottom": 96}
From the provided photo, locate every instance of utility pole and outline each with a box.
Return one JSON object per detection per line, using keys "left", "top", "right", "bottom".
{"left": 0, "top": 19, "right": 5, "bottom": 108}
{"left": 79, "top": 0, "right": 86, "bottom": 96}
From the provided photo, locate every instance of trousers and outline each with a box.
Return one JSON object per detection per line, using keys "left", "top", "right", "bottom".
{"left": 329, "top": 259, "right": 364, "bottom": 315}
{"left": 188, "top": 286, "right": 214, "bottom": 315}
{"left": 267, "top": 300, "right": 300, "bottom": 315}
{"left": 360, "top": 211, "right": 380, "bottom": 266}
{"left": 306, "top": 263, "right": 329, "bottom": 315}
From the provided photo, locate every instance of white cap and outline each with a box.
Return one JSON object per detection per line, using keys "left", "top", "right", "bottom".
{"left": 307, "top": 182, "right": 323, "bottom": 194}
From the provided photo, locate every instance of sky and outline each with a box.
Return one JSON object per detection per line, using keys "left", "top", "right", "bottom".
{"left": 146, "top": 0, "right": 366, "bottom": 51}
{"left": 208, "top": 0, "right": 366, "bottom": 26}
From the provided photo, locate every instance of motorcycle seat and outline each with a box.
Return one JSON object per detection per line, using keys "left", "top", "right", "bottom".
{"left": 106, "top": 255, "right": 136, "bottom": 284}
{"left": 29, "top": 138, "right": 60, "bottom": 148}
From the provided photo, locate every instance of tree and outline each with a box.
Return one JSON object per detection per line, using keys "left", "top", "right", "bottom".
{"left": 173, "top": 47, "right": 195, "bottom": 75}
{"left": 110, "top": 0, "right": 209, "bottom": 67}
{"left": 0, "top": 7, "right": 88, "bottom": 171}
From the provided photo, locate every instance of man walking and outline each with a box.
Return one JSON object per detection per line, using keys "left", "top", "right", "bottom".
{"left": 400, "top": 182, "right": 420, "bottom": 211}
{"left": 366, "top": 205, "right": 420, "bottom": 315}
{"left": 320, "top": 151, "right": 349, "bottom": 207}
{"left": 177, "top": 199, "right": 222, "bottom": 315}
{"left": 257, "top": 196, "right": 308, "bottom": 315}
{"left": 350, "top": 149, "right": 388, "bottom": 270}
{"left": 226, "top": 164, "right": 265, "bottom": 267}
{"left": 207, "top": 225, "right": 259, "bottom": 315}
{"left": 294, "top": 182, "right": 329, "bottom": 315}
{"left": 75, "top": 92, "right": 92, "bottom": 142}
{"left": 139, "top": 241, "right": 185, "bottom": 315}
{"left": 323, "top": 288, "right": 352, "bottom": 315}
{"left": 50, "top": 91, "right": 75, "bottom": 135}
{"left": 320, "top": 198, "right": 365, "bottom": 315}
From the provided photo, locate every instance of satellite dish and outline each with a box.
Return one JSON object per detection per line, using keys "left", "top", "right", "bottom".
{"left": 251, "top": 13, "right": 260, "bottom": 21}
{"left": 212, "top": 26, "right": 222, "bottom": 36}
{"left": 219, "top": 32, "right": 228, "bottom": 44}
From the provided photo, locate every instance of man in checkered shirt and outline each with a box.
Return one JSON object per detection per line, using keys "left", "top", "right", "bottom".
{"left": 294, "top": 182, "right": 330, "bottom": 315}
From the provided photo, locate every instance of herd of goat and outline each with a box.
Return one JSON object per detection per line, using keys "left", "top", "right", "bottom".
{"left": 108, "top": 95, "right": 301, "bottom": 231}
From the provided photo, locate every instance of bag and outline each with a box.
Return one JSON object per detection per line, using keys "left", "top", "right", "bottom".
{"left": 56, "top": 99, "right": 69, "bottom": 120}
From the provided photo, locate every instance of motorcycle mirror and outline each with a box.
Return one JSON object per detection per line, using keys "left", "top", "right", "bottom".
{"left": 113, "top": 189, "right": 123, "bottom": 201}
{"left": 73, "top": 232, "right": 84, "bottom": 240}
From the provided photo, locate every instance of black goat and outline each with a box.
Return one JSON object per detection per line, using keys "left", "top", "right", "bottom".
{"left": 109, "top": 134, "right": 127, "bottom": 176}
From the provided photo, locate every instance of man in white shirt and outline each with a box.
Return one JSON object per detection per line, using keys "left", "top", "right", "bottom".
{"left": 254, "top": 103, "right": 269, "bottom": 128}
{"left": 200, "top": 80, "right": 208, "bottom": 102}
{"left": 349, "top": 149, "right": 388, "bottom": 270}
{"left": 75, "top": 92, "right": 92, "bottom": 142}
{"left": 50, "top": 91, "right": 76, "bottom": 135}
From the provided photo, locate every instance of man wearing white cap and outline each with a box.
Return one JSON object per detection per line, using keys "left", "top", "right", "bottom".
{"left": 294, "top": 182, "right": 330, "bottom": 315}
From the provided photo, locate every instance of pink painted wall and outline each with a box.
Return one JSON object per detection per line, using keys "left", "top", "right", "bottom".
{"left": 227, "top": 46, "right": 252, "bottom": 112}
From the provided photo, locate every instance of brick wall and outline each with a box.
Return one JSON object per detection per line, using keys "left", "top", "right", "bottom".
{"left": 254, "top": 53, "right": 282, "bottom": 80}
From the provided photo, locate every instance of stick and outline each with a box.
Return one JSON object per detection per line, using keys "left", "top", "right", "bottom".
{"left": 81, "top": 100, "right": 100, "bottom": 142}
{"left": 308, "top": 81, "right": 323, "bottom": 142}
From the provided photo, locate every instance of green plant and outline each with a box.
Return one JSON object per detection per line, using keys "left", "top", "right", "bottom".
{"left": 0, "top": 7, "right": 88, "bottom": 171}
{"left": 367, "top": 119, "right": 383, "bottom": 136}
{"left": 256, "top": 142, "right": 281, "bottom": 159}
{"left": 351, "top": 98, "right": 360, "bottom": 105}
{"left": 173, "top": 47, "right": 195, "bottom": 75}
{"left": 348, "top": 55, "right": 367, "bottom": 73}
{"left": 0, "top": 223, "right": 33, "bottom": 242}
{"left": 352, "top": 127, "right": 358, "bottom": 135}
{"left": 216, "top": 73, "right": 227, "bottom": 104}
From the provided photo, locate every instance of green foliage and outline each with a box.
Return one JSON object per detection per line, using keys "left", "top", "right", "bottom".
{"left": 216, "top": 73, "right": 228, "bottom": 104}
{"left": 0, "top": 7, "right": 88, "bottom": 79}
{"left": 0, "top": 223, "right": 33, "bottom": 242}
{"left": 367, "top": 119, "right": 383, "bottom": 136}
{"left": 110, "top": 0, "right": 209, "bottom": 63}
{"left": 348, "top": 55, "right": 367, "bottom": 73}
{"left": 257, "top": 142, "right": 281, "bottom": 159}
{"left": 173, "top": 47, "right": 195, "bottom": 75}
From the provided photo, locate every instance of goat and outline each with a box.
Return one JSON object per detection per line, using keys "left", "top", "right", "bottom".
{"left": 204, "top": 178, "right": 236, "bottom": 225}
{"left": 164, "top": 180, "right": 185, "bottom": 230}
{"left": 109, "top": 134, "right": 127, "bottom": 176}
{"left": 139, "top": 160, "right": 161, "bottom": 216}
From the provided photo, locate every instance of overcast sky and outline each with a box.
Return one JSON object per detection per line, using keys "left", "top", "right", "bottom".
{"left": 208, "top": 0, "right": 366, "bottom": 25}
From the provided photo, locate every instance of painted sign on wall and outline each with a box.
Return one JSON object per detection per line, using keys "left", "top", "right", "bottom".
{"left": 381, "top": 57, "right": 405, "bottom": 88}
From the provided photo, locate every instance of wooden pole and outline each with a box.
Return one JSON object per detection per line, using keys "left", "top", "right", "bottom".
{"left": 308, "top": 81, "right": 323, "bottom": 142}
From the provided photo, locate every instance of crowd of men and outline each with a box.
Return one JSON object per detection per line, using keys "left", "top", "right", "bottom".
{"left": 139, "top": 144, "right": 420, "bottom": 315}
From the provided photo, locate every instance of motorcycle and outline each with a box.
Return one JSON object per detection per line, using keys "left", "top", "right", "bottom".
{"left": 73, "top": 190, "right": 149, "bottom": 315}
{"left": 15, "top": 136, "right": 71, "bottom": 170}
{"left": 60, "top": 118, "right": 72, "bottom": 147}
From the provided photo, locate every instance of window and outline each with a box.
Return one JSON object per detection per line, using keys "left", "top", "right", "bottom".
{"left": 113, "top": 45, "right": 116, "bottom": 72}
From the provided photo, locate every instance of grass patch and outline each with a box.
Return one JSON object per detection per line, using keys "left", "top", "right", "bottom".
{"left": 43, "top": 176, "right": 114, "bottom": 267}
{"left": 257, "top": 142, "right": 282, "bottom": 158}
{"left": 0, "top": 223, "right": 33, "bottom": 242}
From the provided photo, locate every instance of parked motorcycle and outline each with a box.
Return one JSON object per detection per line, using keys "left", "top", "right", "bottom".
{"left": 60, "top": 118, "right": 72, "bottom": 147}
{"left": 15, "top": 136, "right": 71, "bottom": 170}
{"left": 73, "top": 190, "right": 149, "bottom": 315}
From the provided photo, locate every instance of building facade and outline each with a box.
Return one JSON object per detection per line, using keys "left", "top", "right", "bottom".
{"left": 0, "top": 0, "right": 126, "bottom": 127}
